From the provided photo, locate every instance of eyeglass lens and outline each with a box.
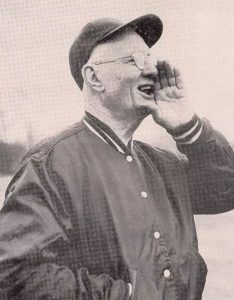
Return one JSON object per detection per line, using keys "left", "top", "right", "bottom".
{"left": 133, "top": 53, "right": 145, "bottom": 70}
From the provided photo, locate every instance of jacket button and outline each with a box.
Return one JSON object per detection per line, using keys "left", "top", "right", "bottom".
{"left": 163, "top": 269, "right": 171, "bottom": 277}
{"left": 141, "top": 191, "right": 147, "bottom": 198}
{"left": 126, "top": 155, "right": 133, "bottom": 162}
{"left": 154, "top": 231, "right": 160, "bottom": 239}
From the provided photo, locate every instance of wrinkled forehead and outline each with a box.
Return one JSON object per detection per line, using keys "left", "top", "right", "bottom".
{"left": 88, "top": 30, "right": 149, "bottom": 62}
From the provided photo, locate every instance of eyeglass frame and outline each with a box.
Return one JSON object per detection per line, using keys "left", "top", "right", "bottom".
{"left": 89, "top": 52, "right": 151, "bottom": 70}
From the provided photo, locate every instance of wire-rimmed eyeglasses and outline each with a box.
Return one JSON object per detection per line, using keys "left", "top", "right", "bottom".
{"left": 90, "top": 52, "right": 151, "bottom": 70}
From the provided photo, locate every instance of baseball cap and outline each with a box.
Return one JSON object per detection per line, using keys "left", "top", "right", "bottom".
{"left": 69, "top": 14, "right": 163, "bottom": 90}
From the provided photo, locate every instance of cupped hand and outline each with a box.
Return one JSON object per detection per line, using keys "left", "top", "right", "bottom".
{"left": 148, "top": 60, "right": 194, "bottom": 130}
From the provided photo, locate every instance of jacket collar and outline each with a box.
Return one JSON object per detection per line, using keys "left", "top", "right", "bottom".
{"left": 83, "top": 111, "right": 132, "bottom": 155}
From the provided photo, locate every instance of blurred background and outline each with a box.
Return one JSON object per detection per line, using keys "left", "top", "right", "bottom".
{"left": 1, "top": 1, "right": 234, "bottom": 298}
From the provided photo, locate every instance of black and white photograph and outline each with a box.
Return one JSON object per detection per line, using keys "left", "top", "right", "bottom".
{"left": 0, "top": 1, "right": 234, "bottom": 299}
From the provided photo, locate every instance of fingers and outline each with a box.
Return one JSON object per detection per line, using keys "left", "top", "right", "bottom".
{"left": 173, "top": 86, "right": 185, "bottom": 98}
{"left": 157, "top": 61, "right": 168, "bottom": 88}
{"left": 174, "top": 68, "right": 183, "bottom": 89}
{"left": 154, "top": 89, "right": 168, "bottom": 101}
{"left": 154, "top": 87, "right": 184, "bottom": 103}
{"left": 163, "top": 61, "right": 176, "bottom": 87}
{"left": 156, "top": 61, "right": 183, "bottom": 90}
{"left": 154, "top": 75, "right": 161, "bottom": 91}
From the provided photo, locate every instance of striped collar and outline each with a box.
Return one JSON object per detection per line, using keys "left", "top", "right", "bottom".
{"left": 83, "top": 111, "right": 133, "bottom": 156}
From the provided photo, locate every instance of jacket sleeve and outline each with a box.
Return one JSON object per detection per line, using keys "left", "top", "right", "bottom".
{"left": 178, "top": 119, "right": 234, "bottom": 214}
{"left": 0, "top": 155, "right": 129, "bottom": 300}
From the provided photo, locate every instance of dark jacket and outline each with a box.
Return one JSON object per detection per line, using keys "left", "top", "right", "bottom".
{"left": 0, "top": 119, "right": 233, "bottom": 300}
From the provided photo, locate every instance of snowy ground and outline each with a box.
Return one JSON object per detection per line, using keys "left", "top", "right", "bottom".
{"left": 0, "top": 176, "right": 233, "bottom": 299}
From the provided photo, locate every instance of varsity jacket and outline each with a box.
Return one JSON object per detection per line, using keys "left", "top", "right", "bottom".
{"left": 0, "top": 115, "right": 233, "bottom": 300}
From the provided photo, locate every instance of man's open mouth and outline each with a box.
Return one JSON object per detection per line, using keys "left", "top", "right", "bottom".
{"left": 137, "top": 84, "right": 155, "bottom": 97}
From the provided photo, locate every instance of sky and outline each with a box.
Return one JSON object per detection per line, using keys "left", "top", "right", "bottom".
{"left": 1, "top": 0, "right": 234, "bottom": 148}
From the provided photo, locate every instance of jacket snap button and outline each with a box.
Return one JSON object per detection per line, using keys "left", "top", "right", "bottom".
{"left": 163, "top": 269, "right": 171, "bottom": 277}
{"left": 126, "top": 155, "right": 133, "bottom": 162}
{"left": 154, "top": 231, "right": 160, "bottom": 239}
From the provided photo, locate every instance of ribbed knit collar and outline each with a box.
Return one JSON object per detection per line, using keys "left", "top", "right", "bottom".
{"left": 83, "top": 111, "right": 133, "bottom": 156}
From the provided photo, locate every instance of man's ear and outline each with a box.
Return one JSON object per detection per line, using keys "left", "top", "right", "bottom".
{"left": 82, "top": 64, "right": 104, "bottom": 92}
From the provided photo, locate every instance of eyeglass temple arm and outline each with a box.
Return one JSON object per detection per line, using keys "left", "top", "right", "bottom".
{"left": 93, "top": 55, "right": 133, "bottom": 65}
{"left": 94, "top": 60, "right": 115, "bottom": 65}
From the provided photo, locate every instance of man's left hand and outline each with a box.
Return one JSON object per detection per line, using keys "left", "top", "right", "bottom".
{"left": 149, "top": 60, "right": 194, "bottom": 131}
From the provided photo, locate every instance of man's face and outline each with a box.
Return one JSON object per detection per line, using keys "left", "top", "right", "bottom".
{"left": 88, "top": 31, "right": 158, "bottom": 121}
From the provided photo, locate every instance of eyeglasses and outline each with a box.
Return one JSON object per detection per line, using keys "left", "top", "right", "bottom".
{"left": 90, "top": 52, "right": 151, "bottom": 70}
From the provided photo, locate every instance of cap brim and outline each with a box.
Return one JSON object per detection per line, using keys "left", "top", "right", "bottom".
{"left": 98, "top": 14, "right": 163, "bottom": 48}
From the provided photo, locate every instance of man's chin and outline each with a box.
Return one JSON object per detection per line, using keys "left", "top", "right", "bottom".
{"left": 131, "top": 94, "right": 155, "bottom": 120}
{"left": 135, "top": 106, "right": 151, "bottom": 120}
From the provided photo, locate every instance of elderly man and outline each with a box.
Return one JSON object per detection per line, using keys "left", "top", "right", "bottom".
{"left": 0, "top": 14, "right": 234, "bottom": 300}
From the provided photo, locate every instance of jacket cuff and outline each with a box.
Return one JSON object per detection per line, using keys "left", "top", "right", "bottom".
{"left": 167, "top": 114, "right": 203, "bottom": 144}
{"left": 176, "top": 118, "right": 215, "bottom": 154}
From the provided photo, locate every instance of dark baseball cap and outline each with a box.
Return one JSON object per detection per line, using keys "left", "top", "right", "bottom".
{"left": 69, "top": 14, "right": 163, "bottom": 90}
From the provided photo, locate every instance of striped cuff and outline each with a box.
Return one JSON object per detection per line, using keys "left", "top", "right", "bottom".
{"left": 167, "top": 115, "right": 203, "bottom": 144}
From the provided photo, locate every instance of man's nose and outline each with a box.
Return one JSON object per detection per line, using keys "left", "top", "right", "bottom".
{"left": 141, "top": 58, "right": 158, "bottom": 79}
